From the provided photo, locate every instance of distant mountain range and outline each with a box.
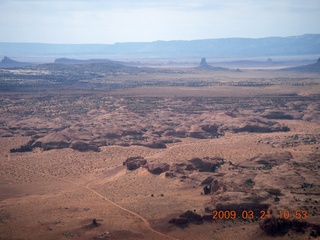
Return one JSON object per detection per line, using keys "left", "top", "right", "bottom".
{"left": 0, "top": 34, "right": 320, "bottom": 59}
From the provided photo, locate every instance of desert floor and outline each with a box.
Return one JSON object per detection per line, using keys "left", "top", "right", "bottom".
{"left": 0, "top": 68, "right": 320, "bottom": 240}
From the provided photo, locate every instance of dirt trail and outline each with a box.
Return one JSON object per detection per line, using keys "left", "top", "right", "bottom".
{"left": 3, "top": 154, "right": 179, "bottom": 240}
{"left": 84, "top": 184, "right": 178, "bottom": 240}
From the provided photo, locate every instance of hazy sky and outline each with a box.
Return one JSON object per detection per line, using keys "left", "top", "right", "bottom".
{"left": 1, "top": 0, "right": 319, "bottom": 44}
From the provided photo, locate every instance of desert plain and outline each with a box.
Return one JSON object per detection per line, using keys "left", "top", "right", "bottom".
{"left": 0, "top": 59, "right": 320, "bottom": 240}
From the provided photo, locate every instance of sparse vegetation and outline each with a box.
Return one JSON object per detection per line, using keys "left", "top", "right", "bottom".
{"left": 0, "top": 211, "right": 10, "bottom": 223}
{"left": 301, "top": 183, "right": 314, "bottom": 189}
{"left": 62, "top": 232, "right": 74, "bottom": 238}
{"left": 245, "top": 178, "right": 255, "bottom": 186}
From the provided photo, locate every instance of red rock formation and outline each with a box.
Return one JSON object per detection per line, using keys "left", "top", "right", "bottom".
{"left": 124, "top": 156, "right": 147, "bottom": 170}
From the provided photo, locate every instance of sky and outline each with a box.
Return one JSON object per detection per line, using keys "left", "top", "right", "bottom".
{"left": 0, "top": 0, "right": 319, "bottom": 44}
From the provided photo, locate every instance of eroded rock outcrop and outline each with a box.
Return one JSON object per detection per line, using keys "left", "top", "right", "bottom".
{"left": 124, "top": 156, "right": 147, "bottom": 170}
{"left": 0, "top": 56, "right": 33, "bottom": 68}
{"left": 262, "top": 111, "right": 295, "bottom": 120}
{"left": 147, "top": 163, "right": 170, "bottom": 175}
{"left": 203, "top": 180, "right": 226, "bottom": 195}
{"left": 70, "top": 141, "right": 100, "bottom": 152}
{"left": 201, "top": 176, "right": 214, "bottom": 185}
{"left": 10, "top": 143, "right": 33, "bottom": 153}
{"left": 233, "top": 124, "right": 289, "bottom": 133}
{"left": 201, "top": 124, "right": 220, "bottom": 137}
{"left": 199, "top": 58, "right": 210, "bottom": 68}
{"left": 187, "top": 131, "right": 210, "bottom": 139}
{"left": 259, "top": 217, "right": 314, "bottom": 236}
{"left": 164, "top": 130, "right": 187, "bottom": 138}
{"left": 180, "top": 210, "right": 203, "bottom": 225}
{"left": 169, "top": 217, "right": 189, "bottom": 226}
{"left": 32, "top": 131, "right": 72, "bottom": 150}
{"left": 169, "top": 210, "right": 203, "bottom": 227}
{"left": 223, "top": 117, "right": 290, "bottom": 133}
{"left": 189, "top": 157, "right": 225, "bottom": 172}
{"left": 143, "top": 141, "right": 167, "bottom": 149}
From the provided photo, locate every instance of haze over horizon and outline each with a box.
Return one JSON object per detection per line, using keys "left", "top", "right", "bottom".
{"left": 1, "top": 0, "right": 320, "bottom": 44}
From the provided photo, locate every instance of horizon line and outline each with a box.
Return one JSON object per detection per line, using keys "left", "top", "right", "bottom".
{"left": 0, "top": 33, "right": 319, "bottom": 45}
